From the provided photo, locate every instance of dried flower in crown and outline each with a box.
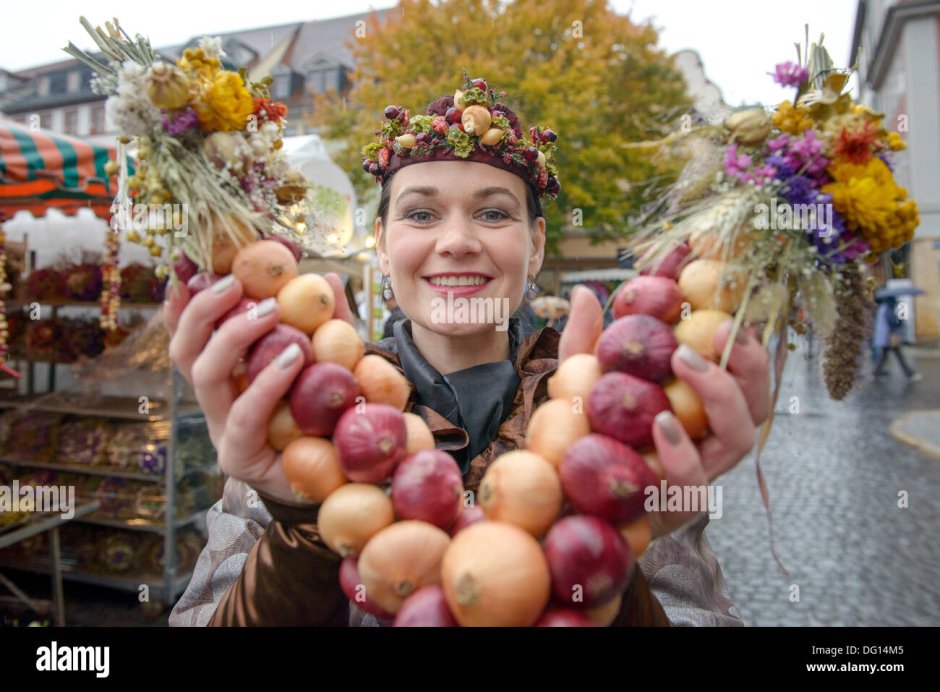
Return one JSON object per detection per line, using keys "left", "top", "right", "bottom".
{"left": 361, "top": 71, "right": 561, "bottom": 199}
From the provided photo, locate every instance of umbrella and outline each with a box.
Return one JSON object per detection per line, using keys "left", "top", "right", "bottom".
{"left": 875, "top": 286, "right": 925, "bottom": 301}
{"left": 0, "top": 118, "right": 131, "bottom": 220}
{"left": 531, "top": 296, "right": 570, "bottom": 320}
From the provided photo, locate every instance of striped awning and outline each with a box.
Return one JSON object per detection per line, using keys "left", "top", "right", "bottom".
{"left": 0, "top": 118, "right": 129, "bottom": 219}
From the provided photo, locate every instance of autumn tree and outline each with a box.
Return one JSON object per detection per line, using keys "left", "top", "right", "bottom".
{"left": 313, "top": 0, "right": 691, "bottom": 251}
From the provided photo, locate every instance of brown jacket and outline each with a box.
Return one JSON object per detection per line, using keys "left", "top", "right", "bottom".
{"left": 208, "top": 327, "right": 670, "bottom": 626}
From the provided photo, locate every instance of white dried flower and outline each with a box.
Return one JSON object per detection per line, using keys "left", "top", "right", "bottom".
{"left": 198, "top": 36, "right": 225, "bottom": 59}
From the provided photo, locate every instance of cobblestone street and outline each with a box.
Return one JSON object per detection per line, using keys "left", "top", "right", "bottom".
{"left": 708, "top": 339, "right": 940, "bottom": 626}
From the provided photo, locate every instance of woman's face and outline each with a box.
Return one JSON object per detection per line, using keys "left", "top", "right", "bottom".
{"left": 376, "top": 160, "right": 546, "bottom": 337}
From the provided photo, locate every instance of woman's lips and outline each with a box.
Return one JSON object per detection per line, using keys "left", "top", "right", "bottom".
{"left": 422, "top": 274, "right": 493, "bottom": 298}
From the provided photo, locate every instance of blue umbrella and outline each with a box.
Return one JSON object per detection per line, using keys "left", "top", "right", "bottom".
{"left": 875, "top": 286, "right": 925, "bottom": 301}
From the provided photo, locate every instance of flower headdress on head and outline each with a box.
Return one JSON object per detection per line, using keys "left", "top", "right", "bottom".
{"left": 361, "top": 71, "right": 561, "bottom": 206}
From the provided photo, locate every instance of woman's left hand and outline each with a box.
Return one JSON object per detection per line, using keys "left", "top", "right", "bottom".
{"left": 558, "top": 285, "right": 771, "bottom": 539}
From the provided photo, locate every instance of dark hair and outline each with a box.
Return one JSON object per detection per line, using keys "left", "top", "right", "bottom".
{"left": 376, "top": 174, "right": 543, "bottom": 229}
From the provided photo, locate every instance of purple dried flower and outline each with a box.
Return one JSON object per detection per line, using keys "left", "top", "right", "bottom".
{"left": 773, "top": 61, "right": 809, "bottom": 88}
{"left": 163, "top": 108, "right": 200, "bottom": 136}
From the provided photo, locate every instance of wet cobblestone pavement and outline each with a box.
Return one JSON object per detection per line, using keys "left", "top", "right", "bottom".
{"left": 707, "top": 340, "right": 940, "bottom": 626}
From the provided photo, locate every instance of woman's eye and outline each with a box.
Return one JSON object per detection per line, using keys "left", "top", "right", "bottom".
{"left": 479, "top": 209, "right": 510, "bottom": 222}
{"left": 404, "top": 209, "right": 435, "bottom": 223}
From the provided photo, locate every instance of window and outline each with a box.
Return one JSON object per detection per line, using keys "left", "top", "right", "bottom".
{"left": 91, "top": 104, "right": 107, "bottom": 134}
{"left": 273, "top": 73, "right": 292, "bottom": 100}
{"left": 63, "top": 108, "right": 78, "bottom": 134}
{"left": 37, "top": 76, "right": 50, "bottom": 97}
{"left": 48, "top": 72, "right": 68, "bottom": 95}
{"left": 307, "top": 67, "right": 339, "bottom": 93}
{"left": 67, "top": 70, "right": 81, "bottom": 92}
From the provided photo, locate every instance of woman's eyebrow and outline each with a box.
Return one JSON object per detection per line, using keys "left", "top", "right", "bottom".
{"left": 396, "top": 186, "right": 438, "bottom": 202}
{"left": 473, "top": 187, "right": 520, "bottom": 206}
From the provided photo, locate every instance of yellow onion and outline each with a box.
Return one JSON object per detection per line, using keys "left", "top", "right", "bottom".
{"left": 461, "top": 105, "right": 492, "bottom": 135}
{"left": 395, "top": 133, "right": 417, "bottom": 149}
{"left": 318, "top": 483, "right": 395, "bottom": 557}
{"left": 311, "top": 319, "right": 365, "bottom": 371}
{"left": 724, "top": 107, "right": 772, "bottom": 146}
{"left": 453, "top": 89, "right": 466, "bottom": 109}
{"left": 146, "top": 62, "right": 190, "bottom": 110}
{"left": 358, "top": 520, "right": 451, "bottom": 614}
{"left": 478, "top": 450, "right": 562, "bottom": 538}
{"left": 673, "top": 309, "right": 731, "bottom": 362}
{"left": 479, "top": 128, "right": 505, "bottom": 146}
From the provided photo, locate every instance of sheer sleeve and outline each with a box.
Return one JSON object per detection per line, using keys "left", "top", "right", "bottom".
{"left": 168, "top": 477, "right": 271, "bottom": 627}
{"left": 638, "top": 515, "right": 744, "bottom": 626}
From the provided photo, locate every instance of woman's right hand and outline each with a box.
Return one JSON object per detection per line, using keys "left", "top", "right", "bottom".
{"left": 164, "top": 272, "right": 354, "bottom": 503}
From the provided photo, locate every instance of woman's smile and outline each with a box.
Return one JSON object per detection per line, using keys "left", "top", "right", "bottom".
{"left": 422, "top": 272, "right": 494, "bottom": 297}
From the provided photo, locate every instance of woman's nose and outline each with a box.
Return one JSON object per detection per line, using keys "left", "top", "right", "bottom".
{"left": 435, "top": 216, "right": 482, "bottom": 258}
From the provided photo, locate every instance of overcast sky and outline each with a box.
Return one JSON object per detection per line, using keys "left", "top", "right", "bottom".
{"left": 0, "top": 0, "right": 859, "bottom": 107}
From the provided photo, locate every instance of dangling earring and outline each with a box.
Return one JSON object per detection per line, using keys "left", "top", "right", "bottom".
{"left": 526, "top": 279, "right": 539, "bottom": 301}
{"left": 382, "top": 275, "right": 394, "bottom": 300}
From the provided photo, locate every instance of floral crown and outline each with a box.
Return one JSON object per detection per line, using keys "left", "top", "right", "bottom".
{"left": 361, "top": 72, "right": 561, "bottom": 201}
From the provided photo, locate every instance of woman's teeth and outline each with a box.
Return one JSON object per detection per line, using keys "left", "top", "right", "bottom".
{"left": 428, "top": 276, "right": 488, "bottom": 287}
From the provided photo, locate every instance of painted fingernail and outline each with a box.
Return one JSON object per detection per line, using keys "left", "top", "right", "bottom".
{"left": 255, "top": 297, "right": 277, "bottom": 318}
{"left": 677, "top": 344, "right": 709, "bottom": 372}
{"left": 211, "top": 275, "right": 236, "bottom": 294}
{"left": 655, "top": 411, "right": 683, "bottom": 446}
{"left": 276, "top": 343, "right": 302, "bottom": 369}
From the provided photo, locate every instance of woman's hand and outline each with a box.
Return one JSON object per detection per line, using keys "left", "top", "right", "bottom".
{"left": 164, "top": 272, "right": 354, "bottom": 503}
{"left": 558, "top": 285, "right": 771, "bottom": 539}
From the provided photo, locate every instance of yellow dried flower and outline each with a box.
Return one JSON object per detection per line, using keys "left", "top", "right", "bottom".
{"left": 886, "top": 131, "right": 906, "bottom": 151}
{"left": 772, "top": 101, "right": 813, "bottom": 134}
{"left": 193, "top": 71, "right": 254, "bottom": 132}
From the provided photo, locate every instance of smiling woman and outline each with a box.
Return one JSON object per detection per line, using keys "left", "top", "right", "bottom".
{"left": 165, "top": 74, "right": 770, "bottom": 627}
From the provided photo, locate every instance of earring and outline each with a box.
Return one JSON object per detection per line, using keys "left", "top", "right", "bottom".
{"left": 526, "top": 280, "right": 539, "bottom": 300}
{"left": 382, "top": 275, "right": 394, "bottom": 300}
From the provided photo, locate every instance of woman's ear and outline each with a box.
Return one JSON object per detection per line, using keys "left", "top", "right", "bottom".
{"left": 375, "top": 218, "right": 390, "bottom": 275}
{"left": 528, "top": 216, "right": 547, "bottom": 278}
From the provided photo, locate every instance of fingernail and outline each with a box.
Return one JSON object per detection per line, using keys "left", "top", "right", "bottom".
{"left": 211, "top": 275, "right": 236, "bottom": 294}
{"left": 655, "top": 411, "right": 683, "bottom": 446}
{"left": 255, "top": 297, "right": 277, "bottom": 318}
{"left": 677, "top": 344, "right": 710, "bottom": 372}
{"left": 276, "top": 343, "right": 301, "bottom": 369}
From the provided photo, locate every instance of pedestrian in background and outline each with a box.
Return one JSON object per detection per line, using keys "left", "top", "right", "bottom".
{"left": 872, "top": 296, "right": 922, "bottom": 381}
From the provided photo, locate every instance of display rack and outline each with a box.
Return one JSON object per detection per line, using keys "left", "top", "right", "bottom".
{"left": 0, "top": 301, "right": 218, "bottom": 607}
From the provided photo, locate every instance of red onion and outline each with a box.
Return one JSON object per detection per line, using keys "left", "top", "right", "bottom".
{"left": 289, "top": 363, "right": 360, "bottom": 437}
{"left": 216, "top": 298, "right": 258, "bottom": 329}
{"left": 339, "top": 556, "right": 394, "bottom": 621}
{"left": 449, "top": 505, "right": 485, "bottom": 537}
{"left": 536, "top": 608, "right": 597, "bottom": 627}
{"left": 173, "top": 251, "right": 199, "bottom": 285}
{"left": 334, "top": 403, "right": 407, "bottom": 483}
{"left": 639, "top": 241, "right": 691, "bottom": 280}
{"left": 596, "top": 315, "right": 677, "bottom": 383}
{"left": 268, "top": 234, "right": 303, "bottom": 262}
{"left": 391, "top": 450, "right": 463, "bottom": 529}
{"left": 587, "top": 371, "right": 671, "bottom": 449}
{"left": 186, "top": 272, "right": 217, "bottom": 296}
{"left": 560, "top": 433, "right": 658, "bottom": 524}
{"left": 245, "top": 324, "right": 314, "bottom": 382}
{"left": 543, "top": 515, "right": 634, "bottom": 608}
{"left": 393, "top": 586, "right": 458, "bottom": 627}
{"left": 613, "top": 276, "right": 684, "bottom": 324}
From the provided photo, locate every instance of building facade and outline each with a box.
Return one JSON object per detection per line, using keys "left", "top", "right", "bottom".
{"left": 852, "top": 0, "right": 940, "bottom": 340}
{"left": 0, "top": 9, "right": 389, "bottom": 143}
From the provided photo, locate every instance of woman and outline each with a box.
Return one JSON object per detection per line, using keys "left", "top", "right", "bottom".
{"left": 872, "top": 296, "right": 921, "bottom": 380}
{"left": 165, "top": 78, "right": 771, "bottom": 626}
